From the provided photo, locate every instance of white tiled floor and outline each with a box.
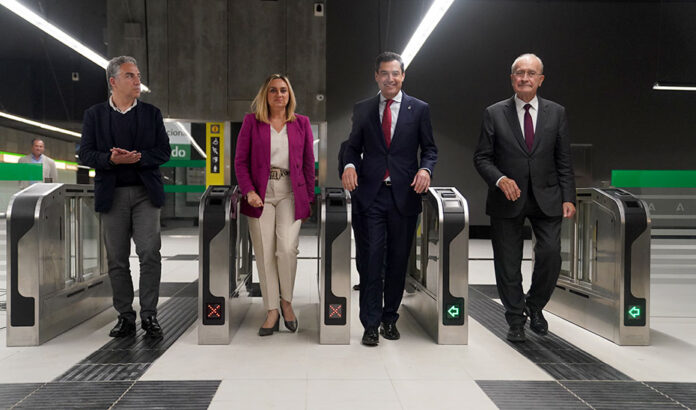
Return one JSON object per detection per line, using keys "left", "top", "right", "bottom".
{"left": 2, "top": 231, "right": 696, "bottom": 409}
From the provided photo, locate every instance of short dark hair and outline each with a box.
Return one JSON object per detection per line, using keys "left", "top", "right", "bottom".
{"left": 375, "top": 51, "right": 404, "bottom": 73}
{"left": 31, "top": 138, "right": 44, "bottom": 145}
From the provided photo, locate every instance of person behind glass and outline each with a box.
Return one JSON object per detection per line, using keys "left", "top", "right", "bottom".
{"left": 18, "top": 138, "right": 58, "bottom": 183}
{"left": 234, "top": 74, "right": 315, "bottom": 336}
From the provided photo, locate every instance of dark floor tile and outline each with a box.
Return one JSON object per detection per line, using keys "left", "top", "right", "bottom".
{"left": 113, "top": 380, "right": 221, "bottom": 409}
{"left": 0, "top": 383, "right": 43, "bottom": 408}
{"left": 476, "top": 380, "right": 589, "bottom": 409}
{"left": 645, "top": 382, "right": 696, "bottom": 409}
{"left": 12, "top": 381, "right": 131, "bottom": 409}
{"left": 56, "top": 364, "right": 152, "bottom": 382}
{"left": 563, "top": 380, "right": 683, "bottom": 409}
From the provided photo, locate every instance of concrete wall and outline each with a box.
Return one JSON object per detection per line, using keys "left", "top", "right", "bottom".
{"left": 107, "top": 0, "right": 326, "bottom": 122}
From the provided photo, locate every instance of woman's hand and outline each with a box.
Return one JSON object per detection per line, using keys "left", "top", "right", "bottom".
{"left": 301, "top": 205, "right": 314, "bottom": 223}
{"left": 247, "top": 191, "right": 263, "bottom": 208}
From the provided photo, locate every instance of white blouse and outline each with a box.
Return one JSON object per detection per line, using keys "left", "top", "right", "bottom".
{"left": 270, "top": 125, "right": 289, "bottom": 170}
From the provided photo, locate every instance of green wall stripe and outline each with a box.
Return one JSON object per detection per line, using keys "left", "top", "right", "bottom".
{"left": 612, "top": 170, "right": 696, "bottom": 188}
{"left": 164, "top": 185, "right": 206, "bottom": 193}
{"left": 0, "top": 163, "right": 43, "bottom": 181}
{"left": 162, "top": 160, "right": 206, "bottom": 168}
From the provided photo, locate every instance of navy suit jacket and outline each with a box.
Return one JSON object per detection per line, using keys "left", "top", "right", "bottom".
{"left": 344, "top": 92, "right": 437, "bottom": 216}
{"left": 78, "top": 101, "right": 171, "bottom": 212}
{"left": 473, "top": 96, "right": 575, "bottom": 218}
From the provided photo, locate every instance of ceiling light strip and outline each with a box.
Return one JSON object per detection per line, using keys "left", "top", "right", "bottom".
{"left": 653, "top": 83, "right": 696, "bottom": 92}
{"left": 401, "top": 0, "right": 454, "bottom": 70}
{"left": 0, "top": 0, "right": 150, "bottom": 92}
{"left": 0, "top": 111, "right": 81, "bottom": 137}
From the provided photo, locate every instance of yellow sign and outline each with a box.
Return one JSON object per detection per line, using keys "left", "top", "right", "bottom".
{"left": 206, "top": 122, "right": 224, "bottom": 186}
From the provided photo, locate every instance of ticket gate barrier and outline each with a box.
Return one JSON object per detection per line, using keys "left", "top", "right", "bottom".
{"left": 403, "top": 187, "right": 469, "bottom": 345}
{"left": 318, "top": 188, "right": 352, "bottom": 344}
{"left": 6, "top": 184, "right": 112, "bottom": 346}
{"left": 546, "top": 187, "right": 651, "bottom": 346}
{"left": 198, "top": 185, "right": 252, "bottom": 345}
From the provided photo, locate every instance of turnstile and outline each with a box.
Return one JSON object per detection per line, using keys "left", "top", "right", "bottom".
{"left": 403, "top": 187, "right": 469, "bottom": 344}
{"left": 6, "top": 183, "right": 112, "bottom": 346}
{"left": 318, "top": 188, "right": 352, "bottom": 344}
{"left": 546, "top": 187, "right": 651, "bottom": 345}
{"left": 198, "top": 185, "right": 252, "bottom": 344}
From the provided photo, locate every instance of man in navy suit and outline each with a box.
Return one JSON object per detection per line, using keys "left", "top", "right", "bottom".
{"left": 342, "top": 52, "right": 437, "bottom": 346}
{"left": 474, "top": 53, "right": 576, "bottom": 343}
{"left": 79, "top": 56, "right": 171, "bottom": 339}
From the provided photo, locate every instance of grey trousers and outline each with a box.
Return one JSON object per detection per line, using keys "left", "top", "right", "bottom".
{"left": 101, "top": 186, "right": 162, "bottom": 321}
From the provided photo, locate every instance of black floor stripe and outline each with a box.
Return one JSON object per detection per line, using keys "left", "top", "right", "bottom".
{"left": 477, "top": 380, "right": 696, "bottom": 410}
{"left": 563, "top": 381, "right": 686, "bottom": 409}
{"left": 112, "top": 380, "right": 221, "bottom": 409}
{"left": 476, "top": 381, "right": 589, "bottom": 409}
{"left": 11, "top": 381, "right": 132, "bottom": 409}
{"left": 56, "top": 282, "right": 198, "bottom": 382}
{"left": 646, "top": 382, "right": 696, "bottom": 409}
{"left": 468, "top": 285, "right": 631, "bottom": 381}
{"left": 0, "top": 383, "right": 43, "bottom": 409}
{"left": 0, "top": 380, "right": 221, "bottom": 409}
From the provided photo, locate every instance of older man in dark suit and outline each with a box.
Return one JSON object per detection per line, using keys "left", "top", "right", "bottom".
{"left": 474, "top": 53, "right": 576, "bottom": 343}
{"left": 79, "top": 56, "right": 170, "bottom": 339}
{"left": 342, "top": 51, "right": 437, "bottom": 346}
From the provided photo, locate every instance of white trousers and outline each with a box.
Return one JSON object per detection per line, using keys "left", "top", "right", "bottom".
{"left": 248, "top": 176, "right": 302, "bottom": 310}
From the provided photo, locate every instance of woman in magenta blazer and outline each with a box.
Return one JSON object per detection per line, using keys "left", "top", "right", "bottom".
{"left": 234, "top": 74, "right": 315, "bottom": 336}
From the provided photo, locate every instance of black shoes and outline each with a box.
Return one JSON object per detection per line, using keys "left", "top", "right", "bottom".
{"left": 142, "top": 316, "right": 163, "bottom": 338}
{"left": 259, "top": 314, "right": 280, "bottom": 336}
{"left": 379, "top": 322, "right": 400, "bottom": 340}
{"left": 109, "top": 316, "right": 136, "bottom": 338}
{"left": 506, "top": 326, "right": 526, "bottom": 343}
{"left": 526, "top": 307, "right": 549, "bottom": 335}
{"left": 361, "top": 327, "right": 379, "bottom": 346}
{"left": 280, "top": 305, "right": 298, "bottom": 333}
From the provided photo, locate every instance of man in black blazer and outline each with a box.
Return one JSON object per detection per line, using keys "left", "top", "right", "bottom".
{"left": 342, "top": 52, "right": 437, "bottom": 346}
{"left": 79, "top": 56, "right": 171, "bottom": 338}
{"left": 474, "top": 53, "right": 576, "bottom": 342}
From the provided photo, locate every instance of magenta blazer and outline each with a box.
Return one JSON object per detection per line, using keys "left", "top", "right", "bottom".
{"left": 234, "top": 113, "right": 316, "bottom": 220}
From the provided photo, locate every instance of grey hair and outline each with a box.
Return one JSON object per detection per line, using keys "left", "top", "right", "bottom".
{"left": 106, "top": 56, "right": 137, "bottom": 91}
{"left": 511, "top": 53, "right": 544, "bottom": 74}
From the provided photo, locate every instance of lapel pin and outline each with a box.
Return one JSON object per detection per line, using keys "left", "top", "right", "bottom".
{"left": 408, "top": 105, "right": 412, "bottom": 110}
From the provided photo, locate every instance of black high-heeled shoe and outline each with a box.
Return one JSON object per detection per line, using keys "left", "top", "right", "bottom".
{"left": 258, "top": 313, "right": 280, "bottom": 336}
{"left": 280, "top": 304, "right": 298, "bottom": 333}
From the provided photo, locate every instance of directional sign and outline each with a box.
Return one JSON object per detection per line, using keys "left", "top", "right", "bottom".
{"left": 628, "top": 305, "right": 641, "bottom": 319}
{"left": 447, "top": 305, "right": 460, "bottom": 318}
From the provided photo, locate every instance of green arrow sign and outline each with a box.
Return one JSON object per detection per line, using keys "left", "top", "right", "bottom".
{"left": 628, "top": 306, "right": 641, "bottom": 319}
{"left": 447, "top": 305, "right": 460, "bottom": 318}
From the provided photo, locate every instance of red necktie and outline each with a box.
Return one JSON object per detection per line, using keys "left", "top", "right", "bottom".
{"left": 382, "top": 99, "right": 393, "bottom": 178}
{"left": 524, "top": 103, "right": 534, "bottom": 152}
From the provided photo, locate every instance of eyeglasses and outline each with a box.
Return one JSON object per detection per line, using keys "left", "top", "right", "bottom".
{"left": 513, "top": 70, "right": 540, "bottom": 78}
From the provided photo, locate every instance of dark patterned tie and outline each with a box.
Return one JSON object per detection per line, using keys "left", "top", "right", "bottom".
{"left": 382, "top": 99, "right": 393, "bottom": 178}
{"left": 524, "top": 103, "right": 534, "bottom": 152}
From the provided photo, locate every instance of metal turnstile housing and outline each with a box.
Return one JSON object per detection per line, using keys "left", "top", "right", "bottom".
{"left": 318, "top": 188, "right": 351, "bottom": 344}
{"left": 403, "top": 187, "right": 469, "bottom": 344}
{"left": 546, "top": 187, "right": 651, "bottom": 345}
{"left": 198, "top": 185, "right": 251, "bottom": 345}
{"left": 6, "top": 183, "right": 112, "bottom": 346}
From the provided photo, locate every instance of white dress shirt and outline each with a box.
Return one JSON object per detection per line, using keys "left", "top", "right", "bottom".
{"left": 344, "top": 91, "right": 402, "bottom": 178}
{"left": 379, "top": 90, "right": 402, "bottom": 141}
{"left": 109, "top": 96, "right": 138, "bottom": 114}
